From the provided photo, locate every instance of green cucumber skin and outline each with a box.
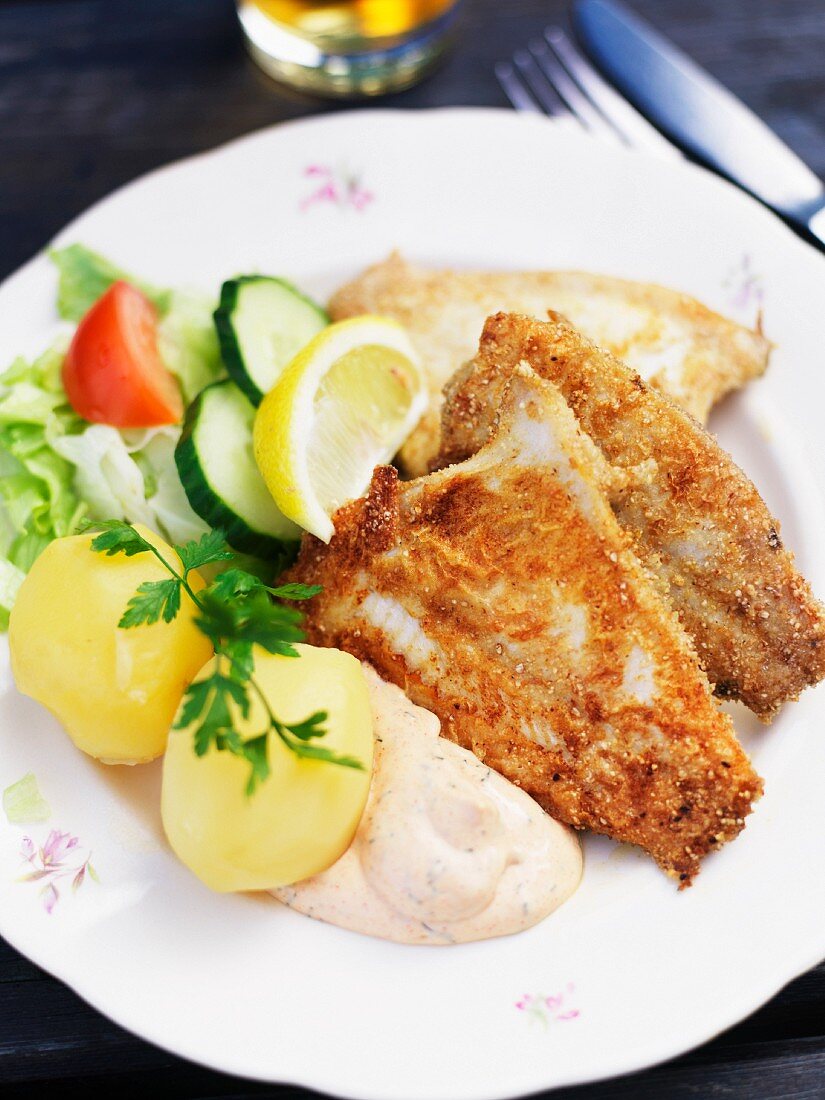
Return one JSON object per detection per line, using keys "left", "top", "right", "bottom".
{"left": 213, "top": 275, "right": 329, "bottom": 407}
{"left": 214, "top": 278, "right": 262, "bottom": 405}
{"left": 174, "top": 383, "right": 299, "bottom": 569}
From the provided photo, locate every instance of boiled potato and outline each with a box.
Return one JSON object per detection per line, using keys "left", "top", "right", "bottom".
{"left": 9, "top": 525, "right": 212, "bottom": 764}
{"left": 162, "top": 645, "right": 374, "bottom": 892}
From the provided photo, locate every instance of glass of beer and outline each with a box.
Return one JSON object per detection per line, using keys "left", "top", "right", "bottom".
{"left": 237, "top": 0, "right": 463, "bottom": 97}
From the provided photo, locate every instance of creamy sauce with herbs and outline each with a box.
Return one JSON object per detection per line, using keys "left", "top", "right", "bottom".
{"left": 272, "top": 666, "right": 582, "bottom": 944}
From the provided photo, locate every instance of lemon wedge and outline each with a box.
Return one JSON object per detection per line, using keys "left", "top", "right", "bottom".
{"left": 253, "top": 316, "right": 426, "bottom": 542}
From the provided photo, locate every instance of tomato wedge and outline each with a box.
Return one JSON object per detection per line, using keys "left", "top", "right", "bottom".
{"left": 62, "top": 281, "right": 183, "bottom": 428}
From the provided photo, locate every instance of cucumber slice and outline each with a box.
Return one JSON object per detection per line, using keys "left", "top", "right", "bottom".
{"left": 214, "top": 276, "right": 328, "bottom": 406}
{"left": 175, "top": 380, "right": 301, "bottom": 561}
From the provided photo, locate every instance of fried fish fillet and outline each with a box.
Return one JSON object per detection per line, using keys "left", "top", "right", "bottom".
{"left": 329, "top": 253, "right": 770, "bottom": 475}
{"left": 438, "top": 313, "right": 825, "bottom": 719}
{"left": 289, "top": 365, "right": 762, "bottom": 884}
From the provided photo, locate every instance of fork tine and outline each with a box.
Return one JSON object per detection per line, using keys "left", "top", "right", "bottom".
{"left": 513, "top": 50, "right": 578, "bottom": 122}
{"left": 495, "top": 62, "right": 544, "bottom": 114}
{"left": 545, "top": 28, "right": 682, "bottom": 159}
{"left": 527, "top": 38, "right": 622, "bottom": 142}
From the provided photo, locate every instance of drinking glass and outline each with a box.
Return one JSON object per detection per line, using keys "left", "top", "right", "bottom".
{"left": 237, "top": 0, "right": 463, "bottom": 97}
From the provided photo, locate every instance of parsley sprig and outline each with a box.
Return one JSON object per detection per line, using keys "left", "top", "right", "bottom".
{"left": 89, "top": 521, "right": 362, "bottom": 794}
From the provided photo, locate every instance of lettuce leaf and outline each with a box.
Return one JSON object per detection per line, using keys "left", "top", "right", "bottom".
{"left": 130, "top": 428, "right": 211, "bottom": 545}
{"left": 52, "top": 425, "right": 157, "bottom": 527}
{"left": 157, "top": 290, "right": 225, "bottom": 403}
{"left": 0, "top": 439, "right": 86, "bottom": 565}
{"left": 53, "top": 423, "right": 209, "bottom": 546}
{"left": 0, "top": 559, "right": 25, "bottom": 630}
{"left": 2, "top": 774, "right": 51, "bottom": 827}
{"left": 2, "top": 772, "right": 51, "bottom": 824}
{"left": 50, "top": 244, "right": 172, "bottom": 321}
{"left": 0, "top": 246, "right": 227, "bottom": 625}
{"left": 0, "top": 341, "right": 87, "bottom": 583}
{"left": 7, "top": 531, "right": 55, "bottom": 574}
{"left": 50, "top": 245, "right": 222, "bottom": 402}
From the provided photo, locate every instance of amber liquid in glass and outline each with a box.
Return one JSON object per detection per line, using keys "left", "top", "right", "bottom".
{"left": 237, "top": 0, "right": 462, "bottom": 96}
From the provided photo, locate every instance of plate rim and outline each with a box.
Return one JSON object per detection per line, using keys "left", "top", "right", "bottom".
{"left": 1, "top": 106, "right": 824, "bottom": 1099}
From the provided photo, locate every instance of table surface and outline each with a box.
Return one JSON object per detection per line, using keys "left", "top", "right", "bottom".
{"left": 1, "top": 0, "right": 824, "bottom": 1097}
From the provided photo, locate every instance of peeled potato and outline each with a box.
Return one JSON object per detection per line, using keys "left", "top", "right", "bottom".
{"left": 162, "top": 644, "right": 374, "bottom": 892}
{"left": 9, "top": 525, "right": 212, "bottom": 764}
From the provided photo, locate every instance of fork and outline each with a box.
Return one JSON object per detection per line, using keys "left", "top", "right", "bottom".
{"left": 496, "top": 27, "right": 682, "bottom": 161}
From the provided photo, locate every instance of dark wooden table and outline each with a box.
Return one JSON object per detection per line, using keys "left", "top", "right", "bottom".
{"left": 2, "top": 1, "right": 824, "bottom": 1097}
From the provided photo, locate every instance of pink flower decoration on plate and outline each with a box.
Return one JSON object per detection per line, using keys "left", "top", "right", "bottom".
{"left": 515, "top": 983, "right": 580, "bottom": 1028}
{"left": 17, "top": 828, "right": 98, "bottom": 913}
{"left": 301, "top": 165, "right": 374, "bottom": 213}
{"left": 41, "top": 829, "right": 79, "bottom": 865}
{"left": 723, "top": 254, "right": 765, "bottom": 316}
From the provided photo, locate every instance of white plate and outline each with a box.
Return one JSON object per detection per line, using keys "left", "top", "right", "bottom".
{"left": 1, "top": 109, "right": 824, "bottom": 1099}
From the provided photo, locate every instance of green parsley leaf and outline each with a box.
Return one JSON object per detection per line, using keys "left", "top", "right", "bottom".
{"left": 267, "top": 582, "right": 322, "bottom": 601}
{"left": 214, "top": 729, "right": 243, "bottom": 754}
{"left": 90, "top": 517, "right": 358, "bottom": 795}
{"left": 119, "top": 578, "right": 181, "bottom": 627}
{"left": 240, "top": 626, "right": 303, "bottom": 659}
{"left": 239, "top": 734, "right": 270, "bottom": 795}
{"left": 195, "top": 588, "right": 305, "bottom": 657}
{"left": 208, "top": 568, "right": 263, "bottom": 600}
{"left": 208, "top": 573, "right": 321, "bottom": 604}
{"left": 280, "top": 738, "right": 365, "bottom": 771}
{"left": 192, "top": 589, "right": 241, "bottom": 649}
{"left": 89, "top": 520, "right": 153, "bottom": 558}
{"left": 218, "top": 674, "right": 250, "bottom": 716}
{"left": 175, "top": 678, "right": 214, "bottom": 732}
{"left": 284, "top": 710, "right": 328, "bottom": 741}
{"left": 176, "top": 529, "right": 234, "bottom": 574}
{"left": 192, "top": 688, "right": 231, "bottom": 757}
{"left": 187, "top": 672, "right": 250, "bottom": 757}
{"left": 223, "top": 639, "right": 254, "bottom": 683}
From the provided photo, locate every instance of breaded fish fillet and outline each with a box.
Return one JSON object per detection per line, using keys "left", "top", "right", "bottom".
{"left": 329, "top": 253, "right": 770, "bottom": 475}
{"left": 289, "top": 366, "right": 762, "bottom": 884}
{"left": 438, "top": 313, "right": 825, "bottom": 719}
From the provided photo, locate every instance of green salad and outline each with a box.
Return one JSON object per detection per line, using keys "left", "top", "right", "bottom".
{"left": 0, "top": 246, "right": 225, "bottom": 626}
{"left": 0, "top": 242, "right": 401, "bottom": 630}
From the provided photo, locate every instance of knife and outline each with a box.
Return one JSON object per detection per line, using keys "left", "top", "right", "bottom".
{"left": 572, "top": 0, "right": 825, "bottom": 249}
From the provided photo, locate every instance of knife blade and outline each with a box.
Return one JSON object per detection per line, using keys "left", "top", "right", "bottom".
{"left": 572, "top": 0, "right": 825, "bottom": 248}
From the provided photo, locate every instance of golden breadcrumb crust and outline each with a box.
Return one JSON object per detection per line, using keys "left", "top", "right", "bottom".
{"left": 289, "top": 367, "right": 762, "bottom": 885}
{"left": 330, "top": 253, "right": 770, "bottom": 476}
{"left": 437, "top": 312, "right": 825, "bottom": 718}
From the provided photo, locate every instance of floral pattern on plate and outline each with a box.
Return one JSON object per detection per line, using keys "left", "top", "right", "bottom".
{"left": 17, "top": 829, "right": 98, "bottom": 913}
{"left": 515, "top": 984, "right": 580, "bottom": 1028}
{"left": 300, "top": 165, "right": 374, "bottom": 213}
{"left": 722, "top": 254, "right": 765, "bottom": 317}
